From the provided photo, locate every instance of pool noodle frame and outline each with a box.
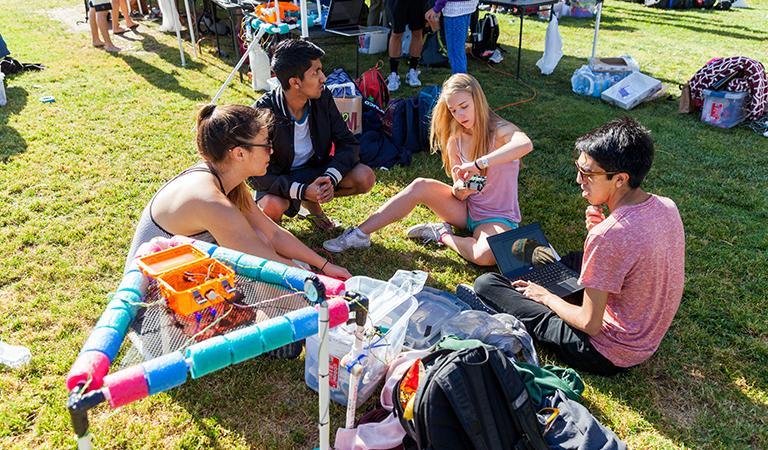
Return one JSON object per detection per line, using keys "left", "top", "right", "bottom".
{"left": 66, "top": 239, "right": 357, "bottom": 450}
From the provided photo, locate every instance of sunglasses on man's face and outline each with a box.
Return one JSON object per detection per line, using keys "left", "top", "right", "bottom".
{"left": 574, "top": 161, "right": 619, "bottom": 181}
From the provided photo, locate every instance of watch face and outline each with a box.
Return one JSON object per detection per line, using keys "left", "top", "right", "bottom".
{"left": 304, "top": 279, "right": 319, "bottom": 303}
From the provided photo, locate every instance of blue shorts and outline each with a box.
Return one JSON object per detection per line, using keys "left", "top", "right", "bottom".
{"left": 466, "top": 214, "right": 518, "bottom": 233}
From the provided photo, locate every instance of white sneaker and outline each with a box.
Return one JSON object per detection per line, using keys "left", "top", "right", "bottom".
{"left": 386, "top": 72, "right": 400, "bottom": 92}
{"left": 406, "top": 222, "right": 451, "bottom": 245}
{"left": 323, "top": 227, "right": 371, "bottom": 253}
{"left": 405, "top": 68, "right": 422, "bottom": 87}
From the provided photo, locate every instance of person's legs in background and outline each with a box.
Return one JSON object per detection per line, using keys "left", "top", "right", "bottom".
{"left": 89, "top": 1, "right": 120, "bottom": 51}
{"left": 443, "top": 13, "right": 471, "bottom": 74}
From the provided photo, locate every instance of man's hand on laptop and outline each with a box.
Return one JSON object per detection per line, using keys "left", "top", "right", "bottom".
{"left": 306, "top": 176, "right": 334, "bottom": 204}
{"left": 511, "top": 280, "right": 557, "bottom": 306}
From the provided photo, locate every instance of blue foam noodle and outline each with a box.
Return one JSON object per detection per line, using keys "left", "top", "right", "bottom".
{"left": 94, "top": 308, "right": 134, "bottom": 335}
{"left": 281, "top": 266, "right": 312, "bottom": 292}
{"left": 226, "top": 325, "right": 265, "bottom": 364}
{"left": 117, "top": 270, "right": 150, "bottom": 297}
{"left": 284, "top": 306, "right": 318, "bottom": 340}
{"left": 233, "top": 254, "right": 267, "bottom": 279}
{"left": 143, "top": 352, "right": 189, "bottom": 395}
{"left": 185, "top": 335, "right": 233, "bottom": 379}
{"left": 81, "top": 326, "right": 123, "bottom": 362}
{"left": 211, "top": 247, "right": 244, "bottom": 268}
{"left": 109, "top": 291, "right": 142, "bottom": 320}
{"left": 192, "top": 241, "right": 217, "bottom": 256}
{"left": 259, "top": 317, "right": 295, "bottom": 352}
{"left": 260, "top": 261, "right": 289, "bottom": 286}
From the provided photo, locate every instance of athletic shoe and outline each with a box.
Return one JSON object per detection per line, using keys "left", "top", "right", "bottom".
{"left": 386, "top": 72, "right": 400, "bottom": 92}
{"left": 323, "top": 227, "right": 371, "bottom": 253}
{"left": 455, "top": 283, "right": 498, "bottom": 314}
{"left": 406, "top": 222, "right": 451, "bottom": 245}
{"left": 405, "top": 68, "right": 422, "bottom": 87}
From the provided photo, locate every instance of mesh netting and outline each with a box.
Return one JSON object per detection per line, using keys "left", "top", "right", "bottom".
{"left": 121, "top": 275, "right": 308, "bottom": 366}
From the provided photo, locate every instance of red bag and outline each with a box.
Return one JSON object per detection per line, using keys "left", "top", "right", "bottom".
{"left": 356, "top": 61, "right": 390, "bottom": 110}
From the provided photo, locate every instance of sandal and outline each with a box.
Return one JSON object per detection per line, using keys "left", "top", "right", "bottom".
{"left": 298, "top": 209, "right": 342, "bottom": 232}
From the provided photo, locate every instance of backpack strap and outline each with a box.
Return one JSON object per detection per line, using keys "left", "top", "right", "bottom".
{"left": 488, "top": 350, "right": 549, "bottom": 450}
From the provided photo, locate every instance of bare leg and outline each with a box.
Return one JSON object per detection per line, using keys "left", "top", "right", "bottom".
{"left": 388, "top": 32, "right": 403, "bottom": 60}
{"left": 358, "top": 178, "right": 467, "bottom": 235}
{"left": 89, "top": 9, "right": 104, "bottom": 46}
{"left": 335, "top": 163, "right": 376, "bottom": 198}
{"left": 111, "top": 0, "right": 128, "bottom": 32}
{"left": 96, "top": 11, "right": 120, "bottom": 51}
{"left": 257, "top": 194, "right": 290, "bottom": 223}
{"left": 409, "top": 29, "right": 424, "bottom": 59}
{"left": 119, "top": 0, "right": 137, "bottom": 28}
{"left": 442, "top": 222, "right": 513, "bottom": 266}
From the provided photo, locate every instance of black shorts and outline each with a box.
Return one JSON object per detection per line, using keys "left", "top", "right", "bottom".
{"left": 253, "top": 164, "right": 332, "bottom": 218}
{"left": 89, "top": 0, "right": 112, "bottom": 12}
{"left": 386, "top": 0, "right": 428, "bottom": 34}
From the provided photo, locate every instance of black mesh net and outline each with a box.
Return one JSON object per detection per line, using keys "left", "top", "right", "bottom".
{"left": 120, "top": 275, "right": 309, "bottom": 367}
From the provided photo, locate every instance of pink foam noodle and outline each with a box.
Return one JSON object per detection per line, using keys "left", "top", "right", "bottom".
{"left": 66, "top": 351, "right": 111, "bottom": 392}
{"left": 326, "top": 299, "right": 350, "bottom": 328}
{"left": 317, "top": 274, "right": 346, "bottom": 296}
{"left": 103, "top": 365, "right": 150, "bottom": 409}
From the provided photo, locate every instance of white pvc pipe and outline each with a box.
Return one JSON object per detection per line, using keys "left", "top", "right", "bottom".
{"left": 211, "top": 35, "right": 262, "bottom": 104}
{"left": 318, "top": 300, "right": 330, "bottom": 450}
{"left": 591, "top": 1, "right": 603, "bottom": 60}
{"left": 183, "top": 0, "right": 198, "bottom": 58}
{"left": 344, "top": 326, "right": 365, "bottom": 429}
{"left": 300, "top": 0, "right": 309, "bottom": 38}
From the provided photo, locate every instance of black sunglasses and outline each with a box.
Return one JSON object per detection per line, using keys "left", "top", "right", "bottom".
{"left": 234, "top": 140, "right": 272, "bottom": 150}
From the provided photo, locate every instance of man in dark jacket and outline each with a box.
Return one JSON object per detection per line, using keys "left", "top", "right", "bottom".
{"left": 250, "top": 39, "right": 375, "bottom": 229}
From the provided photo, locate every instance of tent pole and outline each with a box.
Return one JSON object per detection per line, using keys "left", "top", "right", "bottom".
{"left": 183, "top": 0, "right": 198, "bottom": 58}
{"left": 211, "top": 36, "right": 262, "bottom": 104}
{"left": 173, "top": 3, "right": 186, "bottom": 67}
{"left": 591, "top": 0, "right": 604, "bottom": 60}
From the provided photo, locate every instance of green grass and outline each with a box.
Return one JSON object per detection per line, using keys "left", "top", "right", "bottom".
{"left": 1, "top": 0, "right": 767, "bottom": 448}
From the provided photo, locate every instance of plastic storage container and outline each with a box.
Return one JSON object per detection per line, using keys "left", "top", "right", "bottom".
{"left": 601, "top": 72, "right": 662, "bottom": 110}
{"left": 358, "top": 30, "right": 389, "bottom": 54}
{"left": 404, "top": 287, "right": 469, "bottom": 350}
{"left": 305, "top": 276, "right": 418, "bottom": 407}
{"left": 700, "top": 89, "right": 748, "bottom": 128}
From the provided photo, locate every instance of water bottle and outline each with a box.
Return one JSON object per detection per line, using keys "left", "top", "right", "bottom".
{"left": 571, "top": 65, "right": 596, "bottom": 97}
{"left": 0, "top": 72, "right": 7, "bottom": 107}
{"left": 0, "top": 341, "right": 31, "bottom": 368}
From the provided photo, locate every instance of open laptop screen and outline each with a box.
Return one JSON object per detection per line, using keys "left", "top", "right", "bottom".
{"left": 487, "top": 223, "right": 557, "bottom": 279}
{"left": 325, "top": 0, "right": 363, "bottom": 30}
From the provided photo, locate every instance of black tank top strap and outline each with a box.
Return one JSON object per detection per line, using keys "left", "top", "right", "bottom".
{"left": 148, "top": 163, "right": 225, "bottom": 237}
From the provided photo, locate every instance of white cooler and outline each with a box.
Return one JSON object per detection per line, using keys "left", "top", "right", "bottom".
{"left": 601, "top": 72, "right": 662, "bottom": 110}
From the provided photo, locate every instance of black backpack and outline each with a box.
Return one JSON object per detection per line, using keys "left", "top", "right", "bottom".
{"left": 393, "top": 346, "right": 548, "bottom": 450}
{"left": 471, "top": 13, "right": 500, "bottom": 61}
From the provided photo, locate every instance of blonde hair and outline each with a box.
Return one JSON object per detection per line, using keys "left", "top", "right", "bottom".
{"left": 195, "top": 104, "right": 272, "bottom": 212}
{"left": 429, "top": 74, "right": 502, "bottom": 177}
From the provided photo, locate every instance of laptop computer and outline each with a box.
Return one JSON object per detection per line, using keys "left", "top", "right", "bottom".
{"left": 488, "top": 222, "right": 583, "bottom": 298}
{"left": 323, "top": 0, "right": 388, "bottom": 36}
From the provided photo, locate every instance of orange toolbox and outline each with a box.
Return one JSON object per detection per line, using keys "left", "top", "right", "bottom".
{"left": 136, "top": 244, "right": 238, "bottom": 316}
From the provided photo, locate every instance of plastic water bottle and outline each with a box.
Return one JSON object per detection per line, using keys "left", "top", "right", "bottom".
{"left": 0, "top": 72, "right": 7, "bottom": 107}
{"left": 571, "top": 65, "right": 596, "bottom": 97}
{"left": 0, "top": 341, "right": 31, "bottom": 368}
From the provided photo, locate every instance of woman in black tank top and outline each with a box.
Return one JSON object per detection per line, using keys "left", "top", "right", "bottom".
{"left": 126, "top": 104, "right": 351, "bottom": 279}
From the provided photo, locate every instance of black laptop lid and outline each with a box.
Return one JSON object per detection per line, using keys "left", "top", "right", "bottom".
{"left": 325, "top": 0, "right": 363, "bottom": 30}
{"left": 487, "top": 222, "right": 554, "bottom": 279}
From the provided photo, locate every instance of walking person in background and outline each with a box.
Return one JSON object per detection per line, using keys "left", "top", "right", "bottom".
{"left": 426, "top": 0, "right": 479, "bottom": 73}
{"left": 385, "top": 0, "right": 427, "bottom": 91}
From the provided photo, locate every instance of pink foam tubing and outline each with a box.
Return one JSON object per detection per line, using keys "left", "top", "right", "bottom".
{"left": 317, "top": 274, "right": 345, "bottom": 296}
{"left": 326, "top": 298, "right": 350, "bottom": 328}
{"left": 66, "top": 351, "right": 111, "bottom": 392}
{"left": 104, "top": 365, "right": 150, "bottom": 409}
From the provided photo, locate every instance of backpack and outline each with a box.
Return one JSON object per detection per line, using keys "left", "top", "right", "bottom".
{"left": 471, "top": 13, "right": 500, "bottom": 61}
{"left": 417, "top": 86, "right": 441, "bottom": 151}
{"left": 383, "top": 97, "right": 422, "bottom": 154}
{"left": 420, "top": 31, "right": 449, "bottom": 68}
{"left": 356, "top": 61, "right": 390, "bottom": 110}
{"left": 393, "top": 346, "right": 548, "bottom": 450}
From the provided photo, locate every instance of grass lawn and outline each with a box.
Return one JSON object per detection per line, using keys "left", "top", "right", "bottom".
{"left": 1, "top": 0, "right": 767, "bottom": 448}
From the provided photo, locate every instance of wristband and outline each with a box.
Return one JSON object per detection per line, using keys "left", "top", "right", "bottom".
{"left": 474, "top": 160, "right": 482, "bottom": 170}
{"left": 320, "top": 259, "right": 329, "bottom": 273}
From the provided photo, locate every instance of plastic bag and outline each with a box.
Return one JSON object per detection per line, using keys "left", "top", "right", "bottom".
{"left": 536, "top": 15, "right": 563, "bottom": 75}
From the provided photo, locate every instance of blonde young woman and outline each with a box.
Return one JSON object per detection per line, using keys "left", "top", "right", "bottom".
{"left": 124, "top": 104, "right": 351, "bottom": 279}
{"left": 323, "top": 73, "right": 533, "bottom": 265}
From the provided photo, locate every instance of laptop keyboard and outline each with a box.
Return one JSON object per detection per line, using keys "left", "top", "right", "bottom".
{"left": 517, "top": 262, "right": 575, "bottom": 286}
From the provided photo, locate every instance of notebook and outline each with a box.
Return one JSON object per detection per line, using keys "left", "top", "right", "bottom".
{"left": 488, "top": 222, "right": 583, "bottom": 298}
{"left": 323, "top": 0, "right": 388, "bottom": 36}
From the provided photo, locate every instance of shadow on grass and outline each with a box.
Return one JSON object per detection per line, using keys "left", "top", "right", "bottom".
{"left": 0, "top": 86, "right": 29, "bottom": 162}
{"left": 116, "top": 33, "right": 208, "bottom": 101}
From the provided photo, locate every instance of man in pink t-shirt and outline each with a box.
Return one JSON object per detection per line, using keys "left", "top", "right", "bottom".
{"left": 475, "top": 117, "right": 685, "bottom": 376}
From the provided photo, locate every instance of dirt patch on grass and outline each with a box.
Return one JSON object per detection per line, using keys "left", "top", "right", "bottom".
{"left": 47, "top": 7, "right": 90, "bottom": 34}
